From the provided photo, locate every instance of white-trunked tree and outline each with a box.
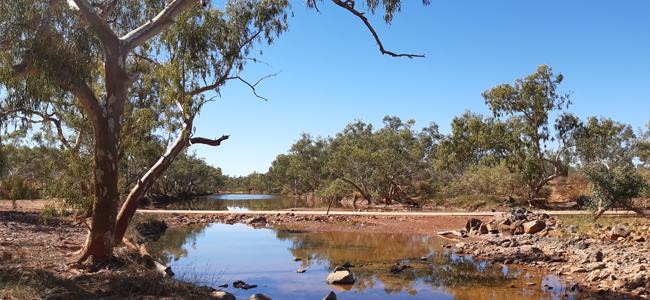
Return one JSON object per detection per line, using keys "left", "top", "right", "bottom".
{"left": 0, "top": 0, "right": 426, "bottom": 263}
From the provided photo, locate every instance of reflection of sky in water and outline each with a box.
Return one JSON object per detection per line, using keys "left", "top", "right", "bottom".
{"left": 148, "top": 224, "right": 584, "bottom": 300}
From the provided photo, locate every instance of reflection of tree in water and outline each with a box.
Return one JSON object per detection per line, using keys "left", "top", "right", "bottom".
{"left": 160, "top": 195, "right": 342, "bottom": 211}
{"left": 276, "top": 230, "right": 578, "bottom": 299}
{"left": 146, "top": 224, "right": 208, "bottom": 266}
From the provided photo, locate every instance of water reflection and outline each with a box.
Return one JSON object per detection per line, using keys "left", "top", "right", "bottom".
{"left": 147, "top": 223, "right": 585, "bottom": 299}
{"left": 159, "top": 194, "right": 342, "bottom": 211}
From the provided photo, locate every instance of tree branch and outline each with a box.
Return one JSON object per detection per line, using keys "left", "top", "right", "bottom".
{"left": 0, "top": 108, "right": 75, "bottom": 150}
{"left": 121, "top": 0, "right": 200, "bottom": 53}
{"left": 72, "top": 0, "right": 119, "bottom": 48}
{"left": 228, "top": 72, "right": 282, "bottom": 101}
{"left": 189, "top": 135, "right": 230, "bottom": 146}
{"left": 330, "top": 0, "right": 424, "bottom": 59}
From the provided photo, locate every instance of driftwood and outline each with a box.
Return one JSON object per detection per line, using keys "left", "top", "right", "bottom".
{"left": 122, "top": 237, "right": 174, "bottom": 277}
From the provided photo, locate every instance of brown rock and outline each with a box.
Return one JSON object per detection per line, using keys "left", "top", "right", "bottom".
{"left": 478, "top": 223, "right": 489, "bottom": 234}
{"left": 523, "top": 220, "right": 546, "bottom": 234}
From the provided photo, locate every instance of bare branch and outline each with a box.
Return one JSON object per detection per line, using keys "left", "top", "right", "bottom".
{"left": 330, "top": 0, "right": 425, "bottom": 59}
{"left": 189, "top": 135, "right": 230, "bottom": 146}
{"left": 229, "top": 72, "right": 282, "bottom": 101}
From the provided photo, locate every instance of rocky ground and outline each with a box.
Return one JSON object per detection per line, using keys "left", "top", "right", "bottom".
{"left": 2, "top": 200, "right": 650, "bottom": 299}
{"left": 454, "top": 207, "right": 650, "bottom": 299}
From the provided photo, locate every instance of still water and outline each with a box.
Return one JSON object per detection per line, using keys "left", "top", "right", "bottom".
{"left": 162, "top": 194, "right": 340, "bottom": 211}
{"left": 147, "top": 223, "right": 584, "bottom": 300}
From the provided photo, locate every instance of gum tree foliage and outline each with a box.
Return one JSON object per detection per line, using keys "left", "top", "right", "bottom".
{"left": 327, "top": 116, "right": 438, "bottom": 204}
{"left": 482, "top": 65, "right": 572, "bottom": 198}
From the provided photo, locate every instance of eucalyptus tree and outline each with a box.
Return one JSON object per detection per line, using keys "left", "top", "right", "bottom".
{"left": 482, "top": 65, "right": 572, "bottom": 198}
{"left": 327, "top": 116, "right": 433, "bottom": 203}
{"left": 562, "top": 115, "right": 644, "bottom": 219}
{"left": 285, "top": 133, "right": 330, "bottom": 196}
{"left": 1, "top": 0, "right": 290, "bottom": 262}
{"left": 1, "top": 0, "right": 428, "bottom": 263}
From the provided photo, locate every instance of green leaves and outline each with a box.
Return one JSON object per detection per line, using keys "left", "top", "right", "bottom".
{"left": 584, "top": 164, "right": 646, "bottom": 213}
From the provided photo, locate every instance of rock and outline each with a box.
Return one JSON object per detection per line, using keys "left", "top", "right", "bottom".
{"left": 233, "top": 280, "right": 246, "bottom": 289}
{"left": 248, "top": 294, "right": 273, "bottom": 300}
{"left": 519, "top": 245, "right": 543, "bottom": 254}
{"left": 611, "top": 224, "right": 630, "bottom": 239}
{"left": 586, "top": 270, "right": 603, "bottom": 281}
{"left": 420, "top": 256, "right": 427, "bottom": 261}
{"left": 292, "top": 257, "right": 302, "bottom": 261}
{"left": 326, "top": 270, "right": 355, "bottom": 285}
{"left": 592, "top": 223, "right": 602, "bottom": 229}
{"left": 323, "top": 291, "right": 337, "bottom": 300}
{"left": 296, "top": 269, "right": 306, "bottom": 273}
{"left": 465, "top": 218, "right": 482, "bottom": 232}
{"left": 632, "top": 287, "right": 648, "bottom": 297}
{"left": 586, "top": 262, "right": 606, "bottom": 271}
{"left": 478, "top": 223, "right": 489, "bottom": 234}
{"left": 523, "top": 220, "right": 546, "bottom": 234}
{"left": 247, "top": 216, "right": 267, "bottom": 225}
{"left": 486, "top": 222, "right": 498, "bottom": 233}
{"left": 389, "top": 263, "right": 412, "bottom": 274}
{"left": 506, "top": 207, "right": 531, "bottom": 221}
{"left": 211, "top": 291, "right": 236, "bottom": 300}
{"left": 242, "top": 284, "right": 258, "bottom": 290}
{"left": 633, "top": 264, "right": 646, "bottom": 272}
{"left": 218, "top": 284, "right": 228, "bottom": 288}
{"left": 611, "top": 280, "right": 626, "bottom": 291}
{"left": 588, "top": 250, "right": 603, "bottom": 262}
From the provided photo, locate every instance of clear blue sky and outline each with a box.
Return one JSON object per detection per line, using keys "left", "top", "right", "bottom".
{"left": 190, "top": 0, "right": 650, "bottom": 177}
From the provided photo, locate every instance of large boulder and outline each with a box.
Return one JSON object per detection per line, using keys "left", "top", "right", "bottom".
{"left": 523, "top": 220, "right": 546, "bottom": 234}
{"left": 211, "top": 291, "right": 236, "bottom": 300}
{"left": 326, "top": 270, "right": 355, "bottom": 285}
{"left": 248, "top": 294, "right": 273, "bottom": 300}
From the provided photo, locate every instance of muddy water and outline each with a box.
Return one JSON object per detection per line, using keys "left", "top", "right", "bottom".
{"left": 147, "top": 223, "right": 584, "bottom": 300}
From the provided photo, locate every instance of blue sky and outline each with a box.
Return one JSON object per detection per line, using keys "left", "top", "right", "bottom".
{"left": 190, "top": 0, "right": 650, "bottom": 177}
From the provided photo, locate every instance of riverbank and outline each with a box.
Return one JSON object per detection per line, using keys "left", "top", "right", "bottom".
{"left": 1, "top": 199, "right": 648, "bottom": 299}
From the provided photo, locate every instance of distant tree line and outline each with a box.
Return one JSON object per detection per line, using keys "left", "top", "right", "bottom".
{"left": 225, "top": 66, "right": 650, "bottom": 216}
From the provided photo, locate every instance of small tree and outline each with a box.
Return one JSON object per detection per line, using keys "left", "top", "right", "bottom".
{"left": 584, "top": 165, "right": 646, "bottom": 221}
